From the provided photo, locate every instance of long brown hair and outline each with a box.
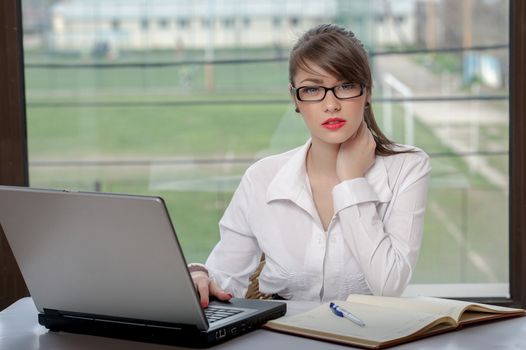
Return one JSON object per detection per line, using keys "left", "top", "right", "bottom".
{"left": 289, "top": 23, "right": 405, "bottom": 156}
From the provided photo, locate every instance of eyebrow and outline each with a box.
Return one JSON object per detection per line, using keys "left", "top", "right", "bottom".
{"left": 298, "top": 77, "right": 324, "bottom": 85}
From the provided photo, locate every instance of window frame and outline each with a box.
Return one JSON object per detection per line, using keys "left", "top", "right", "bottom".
{"left": 0, "top": 0, "right": 525, "bottom": 309}
{"left": 507, "top": 0, "right": 526, "bottom": 309}
{"left": 0, "top": 0, "right": 29, "bottom": 309}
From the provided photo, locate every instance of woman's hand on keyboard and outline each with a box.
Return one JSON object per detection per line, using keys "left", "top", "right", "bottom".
{"left": 191, "top": 271, "right": 232, "bottom": 308}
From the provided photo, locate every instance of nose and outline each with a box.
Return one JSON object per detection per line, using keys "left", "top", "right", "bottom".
{"left": 323, "top": 89, "right": 341, "bottom": 112}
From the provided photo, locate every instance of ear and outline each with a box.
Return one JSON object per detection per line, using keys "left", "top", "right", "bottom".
{"left": 365, "top": 92, "right": 372, "bottom": 109}
{"left": 289, "top": 83, "right": 300, "bottom": 113}
{"left": 288, "top": 83, "right": 295, "bottom": 96}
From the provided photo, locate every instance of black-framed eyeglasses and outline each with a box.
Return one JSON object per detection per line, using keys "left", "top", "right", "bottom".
{"left": 292, "top": 83, "right": 364, "bottom": 102}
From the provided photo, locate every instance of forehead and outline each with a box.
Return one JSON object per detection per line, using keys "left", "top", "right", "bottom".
{"left": 294, "top": 63, "right": 342, "bottom": 86}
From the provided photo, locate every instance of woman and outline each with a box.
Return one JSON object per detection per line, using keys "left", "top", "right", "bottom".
{"left": 189, "top": 24, "right": 431, "bottom": 307}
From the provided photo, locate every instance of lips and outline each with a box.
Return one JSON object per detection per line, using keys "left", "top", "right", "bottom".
{"left": 322, "top": 117, "right": 346, "bottom": 130}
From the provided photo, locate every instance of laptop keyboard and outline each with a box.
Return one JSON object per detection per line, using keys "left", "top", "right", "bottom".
{"left": 204, "top": 306, "right": 243, "bottom": 323}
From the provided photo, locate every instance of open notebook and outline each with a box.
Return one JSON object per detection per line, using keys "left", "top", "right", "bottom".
{"left": 264, "top": 294, "right": 525, "bottom": 349}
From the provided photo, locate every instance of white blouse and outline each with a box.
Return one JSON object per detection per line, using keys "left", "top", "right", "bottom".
{"left": 205, "top": 139, "right": 432, "bottom": 301}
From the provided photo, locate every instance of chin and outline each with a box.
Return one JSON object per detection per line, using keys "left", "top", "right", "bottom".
{"left": 315, "top": 131, "right": 355, "bottom": 145}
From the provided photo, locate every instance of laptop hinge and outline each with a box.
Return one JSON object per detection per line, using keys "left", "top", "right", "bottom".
{"left": 43, "top": 308, "right": 64, "bottom": 316}
{"left": 42, "top": 308, "right": 197, "bottom": 331}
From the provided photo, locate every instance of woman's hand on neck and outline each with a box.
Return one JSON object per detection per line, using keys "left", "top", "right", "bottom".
{"left": 307, "top": 120, "right": 376, "bottom": 184}
{"left": 335, "top": 121, "right": 376, "bottom": 181}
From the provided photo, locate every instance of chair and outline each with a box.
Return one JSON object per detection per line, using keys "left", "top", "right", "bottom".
{"left": 245, "top": 254, "right": 273, "bottom": 300}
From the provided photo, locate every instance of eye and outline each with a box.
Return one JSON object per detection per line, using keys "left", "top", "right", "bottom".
{"left": 340, "top": 83, "right": 356, "bottom": 91}
{"left": 301, "top": 86, "right": 322, "bottom": 95}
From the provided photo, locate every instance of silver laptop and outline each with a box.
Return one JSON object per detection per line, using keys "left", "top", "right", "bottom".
{"left": 0, "top": 185, "right": 286, "bottom": 347}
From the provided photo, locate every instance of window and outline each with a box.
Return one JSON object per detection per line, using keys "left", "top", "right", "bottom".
{"left": 202, "top": 18, "right": 211, "bottom": 28}
{"left": 111, "top": 19, "right": 120, "bottom": 31}
{"left": 4, "top": 0, "right": 522, "bottom": 308}
{"left": 394, "top": 15, "right": 405, "bottom": 23}
{"left": 362, "top": 0, "right": 510, "bottom": 299}
{"left": 158, "top": 18, "right": 169, "bottom": 29}
{"left": 141, "top": 18, "right": 149, "bottom": 30}
{"left": 290, "top": 17, "right": 299, "bottom": 27}
{"left": 375, "top": 14, "right": 386, "bottom": 23}
{"left": 223, "top": 18, "right": 234, "bottom": 28}
{"left": 178, "top": 18, "right": 189, "bottom": 28}
{"left": 243, "top": 17, "right": 251, "bottom": 28}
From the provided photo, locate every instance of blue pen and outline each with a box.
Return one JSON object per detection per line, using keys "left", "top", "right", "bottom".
{"left": 329, "top": 302, "right": 366, "bottom": 327}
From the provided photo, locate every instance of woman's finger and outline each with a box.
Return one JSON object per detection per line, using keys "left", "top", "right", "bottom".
{"left": 209, "top": 281, "right": 233, "bottom": 301}
{"left": 196, "top": 277, "right": 210, "bottom": 308}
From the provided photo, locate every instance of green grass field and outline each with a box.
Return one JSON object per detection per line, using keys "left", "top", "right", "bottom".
{"left": 25, "top": 51, "right": 509, "bottom": 284}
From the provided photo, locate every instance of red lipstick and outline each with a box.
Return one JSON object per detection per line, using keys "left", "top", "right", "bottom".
{"left": 322, "top": 117, "right": 346, "bottom": 130}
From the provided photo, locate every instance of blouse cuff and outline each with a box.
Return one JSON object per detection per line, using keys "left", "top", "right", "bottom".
{"left": 332, "top": 178, "right": 379, "bottom": 212}
{"left": 188, "top": 263, "right": 209, "bottom": 275}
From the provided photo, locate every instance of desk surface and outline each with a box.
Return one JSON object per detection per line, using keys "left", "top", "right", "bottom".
{"left": 1, "top": 298, "right": 526, "bottom": 350}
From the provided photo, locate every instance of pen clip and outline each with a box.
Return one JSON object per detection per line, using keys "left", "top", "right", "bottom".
{"left": 329, "top": 302, "right": 344, "bottom": 317}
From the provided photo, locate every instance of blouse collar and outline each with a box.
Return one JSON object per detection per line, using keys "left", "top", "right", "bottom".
{"left": 266, "top": 139, "right": 393, "bottom": 208}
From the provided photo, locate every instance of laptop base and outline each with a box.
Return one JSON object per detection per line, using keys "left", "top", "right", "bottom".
{"left": 39, "top": 298, "right": 286, "bottom": 348}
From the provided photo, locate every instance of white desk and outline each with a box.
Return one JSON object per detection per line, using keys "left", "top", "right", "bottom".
{"left": 1, "top": 298, "right": 526, "bottom": 349}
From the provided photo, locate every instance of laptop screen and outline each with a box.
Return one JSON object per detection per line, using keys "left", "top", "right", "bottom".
{"left": 0, "top": 186, "right": 208, "bottom": 329}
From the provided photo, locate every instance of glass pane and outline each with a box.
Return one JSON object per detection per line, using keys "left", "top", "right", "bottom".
{"left": 22, "top": 0, "right": 509, "bottom": 297}
{"left": 368, "top": 0, "right": 509, "bottom": 297}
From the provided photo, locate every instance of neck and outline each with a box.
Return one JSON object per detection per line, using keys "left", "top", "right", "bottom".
{"left": 307, "top": 138, "right": 339, "bottom": 178}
